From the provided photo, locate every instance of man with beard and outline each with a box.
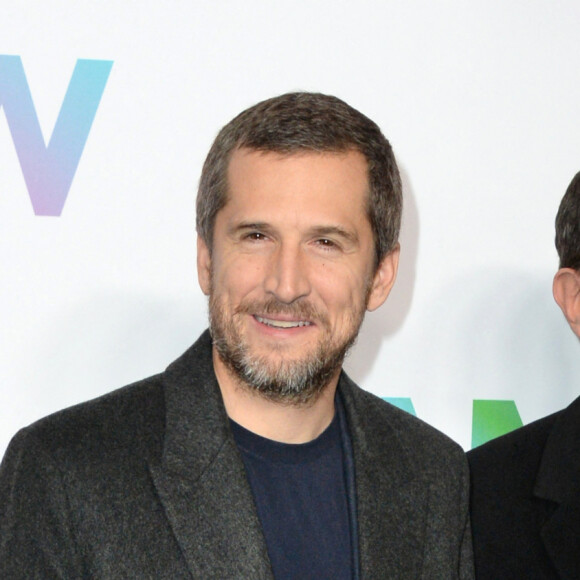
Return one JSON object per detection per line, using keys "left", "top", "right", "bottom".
{"left": 0, "top": 92, "right": 473, "bottom": 578}
{"left": 468, "top": 172, "right": 580, "bottom": 579}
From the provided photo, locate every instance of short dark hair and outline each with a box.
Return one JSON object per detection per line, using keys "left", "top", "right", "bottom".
{"left": 555, "top": 172, "right": 580, "bottom": 269}
{"left": 196, "top": 92, "right": 402, "bottom": 267}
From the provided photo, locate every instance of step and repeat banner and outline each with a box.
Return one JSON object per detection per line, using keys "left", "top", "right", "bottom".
{"left": 2, "top": 1, "right": 580, "bottom": 454}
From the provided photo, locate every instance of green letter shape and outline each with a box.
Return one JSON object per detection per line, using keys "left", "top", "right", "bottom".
{"left": 471, "top": 399, "right": 523, "bottom": 449}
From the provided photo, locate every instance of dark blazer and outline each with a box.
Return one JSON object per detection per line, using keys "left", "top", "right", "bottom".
{"left": 468, "top": 396, "right": 580, "bottom": 580}
{"left": 0, "top": 331, "right": 473, "bottom": 579}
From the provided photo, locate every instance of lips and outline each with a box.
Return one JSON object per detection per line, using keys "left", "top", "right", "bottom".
{"left": 254, "top": 315, "right": 313, "bottom": 329}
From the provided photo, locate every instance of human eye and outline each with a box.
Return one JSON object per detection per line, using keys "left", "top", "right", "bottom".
{"left": 243, "top": 231, "right": 269, "bottom": 242}
{"left": 314, "top": 238, "right": 340, "bottom": 251}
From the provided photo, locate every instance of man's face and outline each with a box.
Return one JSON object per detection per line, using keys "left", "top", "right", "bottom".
{"left": 197, "top": 148, "right": 398, "bottom": 403}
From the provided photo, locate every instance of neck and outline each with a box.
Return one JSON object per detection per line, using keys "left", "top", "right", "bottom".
{"left": 212, "top": 347, "right": 340, "bottom": 443}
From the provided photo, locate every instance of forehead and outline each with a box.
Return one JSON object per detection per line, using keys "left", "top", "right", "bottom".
{"left": 224, "top": 148, "right": 370, "bottom": 214}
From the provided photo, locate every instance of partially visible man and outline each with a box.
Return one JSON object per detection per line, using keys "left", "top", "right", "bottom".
{"left": 0, "top": 92, "right": 473, "bottom": 578}
{"left": 468, "top": 172, "right": 580, "bottom": 580}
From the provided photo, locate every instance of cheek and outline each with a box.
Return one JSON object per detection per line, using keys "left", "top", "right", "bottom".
{"left": 214, "top": 256, "right": 266, "bottom": 298}
{"left": 312, "top": 267, "right": 367, "bottom": 313}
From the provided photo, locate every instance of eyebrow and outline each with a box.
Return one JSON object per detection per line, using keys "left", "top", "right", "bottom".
{"left": 229, "top": 222, "right": 274, "bottom": 235}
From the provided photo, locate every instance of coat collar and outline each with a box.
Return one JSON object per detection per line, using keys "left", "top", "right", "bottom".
{"left": 339, "top": 373, "right": 427, "bottom": 578}
{"left": 534, "top": 395, "right": 580, "bottom": 580}
{"left": 148, "top": 330, "right": 426, "bottom": 579}
{"left": 148, "top": 330, "right": 273, "bottom": 579}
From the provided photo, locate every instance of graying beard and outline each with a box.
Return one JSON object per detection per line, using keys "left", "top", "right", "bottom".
{"left": 213, "top": 334, "right": 352, "bottom": 405}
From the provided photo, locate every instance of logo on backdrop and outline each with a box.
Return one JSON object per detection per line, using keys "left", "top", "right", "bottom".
{"left": 386, "top": 397, "right": 523, "bottom": 448}
{"left": 0, "top": 55, "right": 113, "bottom": 216}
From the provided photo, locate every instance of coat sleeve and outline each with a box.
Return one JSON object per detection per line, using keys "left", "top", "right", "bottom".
{"left": 0, "top": 429, "right": 84, "bottom": 579}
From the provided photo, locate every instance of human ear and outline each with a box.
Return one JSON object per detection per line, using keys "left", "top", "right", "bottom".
{"left": 367, "top": 243, "right": 400, "bottom": 312}
{"left": 197, "top": 235, "right": 212, "bottom": 296}
{"left": 553, "top": 268, "right": 580, "bottom": 337}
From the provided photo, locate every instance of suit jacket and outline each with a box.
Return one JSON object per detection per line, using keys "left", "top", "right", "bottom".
{"left": 0, "top": 330, "right": 473, "bottom": 579}
{"left": 468, "top": 395, "right": 580, "bottom": 580}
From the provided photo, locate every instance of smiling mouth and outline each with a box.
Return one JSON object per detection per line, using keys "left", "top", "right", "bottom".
{"left": 254, "top": 315, "right": 313, "bottom": 329}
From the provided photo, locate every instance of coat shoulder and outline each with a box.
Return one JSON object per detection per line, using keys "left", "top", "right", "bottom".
{"left": 467, "top": 410, "right": 560, "bottom": 489}
{"left": 341, "top": 375, "right": 466, "bottom": 473}
{"left": 467, "top": 411, "right": 563, "bottom": 579}
{"left": 7, "top": 374, "right": 166, "bottom": 468}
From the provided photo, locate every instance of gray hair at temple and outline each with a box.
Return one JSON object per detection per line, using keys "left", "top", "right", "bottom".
{"left": 555, "top": 172, "right": 580, "bottom": 269}
{"left": 196, "top": 92, "right": 402, "bottom": 269}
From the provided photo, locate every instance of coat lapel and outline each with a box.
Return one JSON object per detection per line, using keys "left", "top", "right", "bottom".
{"left": 339, "top": 374, "right": 427, "bottom": 579}
{"left": 149, "top": 332, "right": 273, "bottom": 579}
{"left": 534, "top": 396, "right": 580, "bottom": 580}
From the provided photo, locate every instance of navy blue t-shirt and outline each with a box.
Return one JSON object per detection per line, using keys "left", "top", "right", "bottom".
{"left": 231, "top": 401, "right": 356, "bottom": 579}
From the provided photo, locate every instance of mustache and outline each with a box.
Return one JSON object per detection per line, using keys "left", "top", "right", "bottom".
{"left": 234, "top": 297, "right": 328, "bottom": 326}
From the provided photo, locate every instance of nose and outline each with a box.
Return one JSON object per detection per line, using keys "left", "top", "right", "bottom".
{"left": 264, "top": 243, "right": 312, "bottom": 304}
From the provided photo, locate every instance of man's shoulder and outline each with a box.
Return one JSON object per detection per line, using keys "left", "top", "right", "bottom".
{"left": 340, "top": 375, "right": 466, "bottom": 467}
{"left": 466, "top": 408, "right": 565, "bottom": 539}
{"left": 9, "top": 374, "right": 166, "bottom": 467}
{"left": 371, "top": 389, "right": 460, "bottom": 442}
{"left": 468, "top": 394, "right": 580, "bottom": 497}
{"left": 467, "top": 410, "right": 561, "bottom": 480}
{"left": 8, "top": 332, "right": 215, "bottom": 464}
{"left": 466, "top": 400, "right": 580, "bottom": 579}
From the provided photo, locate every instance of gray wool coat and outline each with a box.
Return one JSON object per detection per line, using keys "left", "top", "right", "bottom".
{"left": 0, "top": 331, "right": 473, "bottom": 579}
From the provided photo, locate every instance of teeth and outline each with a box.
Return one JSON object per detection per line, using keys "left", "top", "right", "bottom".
{"left": 255, "top": 316, "right": 312, "bottom": 328}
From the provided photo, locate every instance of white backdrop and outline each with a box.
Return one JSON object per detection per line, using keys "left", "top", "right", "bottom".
{"left": 2, "top": 1, "right": 580, "bottom": 455}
